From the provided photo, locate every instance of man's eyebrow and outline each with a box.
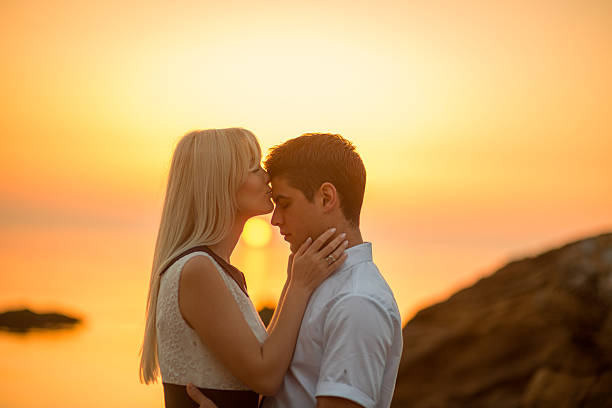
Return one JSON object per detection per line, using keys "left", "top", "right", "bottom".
{"left": 272, "top": 194, "right": 291, "bottom": 202}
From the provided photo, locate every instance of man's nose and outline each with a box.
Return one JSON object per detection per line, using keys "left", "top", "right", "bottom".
{"left": 263, "top": 170, "right": 270, "bottom": 184}
{"left": 271, "top": 208, "right": 281, "bottom": 226}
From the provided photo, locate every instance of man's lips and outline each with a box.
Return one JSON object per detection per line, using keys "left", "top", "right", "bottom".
{"left": 281, "top": 233, "right": 291, "bottom": 241}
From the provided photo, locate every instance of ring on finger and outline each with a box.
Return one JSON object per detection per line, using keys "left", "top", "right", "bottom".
{"left": 325, "top": 254, "right": 336, "bottom": 265}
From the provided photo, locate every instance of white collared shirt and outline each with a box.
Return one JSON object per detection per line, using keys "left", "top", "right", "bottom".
{"left": 263, "top": 242, "right": 402, "bottom": 408}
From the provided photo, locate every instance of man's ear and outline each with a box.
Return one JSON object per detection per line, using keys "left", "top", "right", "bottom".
{"left": 319, "top": 182, "right": 338, "bottom": 213}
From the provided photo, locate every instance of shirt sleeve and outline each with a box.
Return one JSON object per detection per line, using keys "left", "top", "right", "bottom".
{"left": 315, "top": 295, "right": 394, "bottom": 408}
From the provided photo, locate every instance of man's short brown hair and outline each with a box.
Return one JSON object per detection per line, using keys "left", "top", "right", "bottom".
{"left": 264, "top": 133, "right": 366, "bottom": 226}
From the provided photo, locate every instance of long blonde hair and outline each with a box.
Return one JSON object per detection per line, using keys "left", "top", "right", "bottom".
{"left": 139, "top": 128, "right": 261, "bottom": 384}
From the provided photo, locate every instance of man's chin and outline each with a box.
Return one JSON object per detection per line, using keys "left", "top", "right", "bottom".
{"left": 288, "top": 238, "right": 307, "bottom": 253}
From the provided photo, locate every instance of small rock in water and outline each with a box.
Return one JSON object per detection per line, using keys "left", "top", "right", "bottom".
{"left": 0, "top": 308, "right": 81, "bottom": 333}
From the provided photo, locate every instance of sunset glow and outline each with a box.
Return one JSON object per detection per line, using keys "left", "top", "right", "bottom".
{"left": 1, "top": 1, "right": 611, "bottom": 407}
{"left": 241, "top": 217, "right": 273, "bottom": 248}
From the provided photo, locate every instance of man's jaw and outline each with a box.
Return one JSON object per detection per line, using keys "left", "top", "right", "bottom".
{"left": 279, "top": 231, "right": 295, "bottom": 251}
{"left": 279, "top": 229, "right": 314, "bottom": 252}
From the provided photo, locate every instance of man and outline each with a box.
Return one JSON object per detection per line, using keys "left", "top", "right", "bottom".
{"left": 190, "top": 133, "right": 402, "bottom": 407}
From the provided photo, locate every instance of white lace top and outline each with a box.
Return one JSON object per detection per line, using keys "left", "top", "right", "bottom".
{"left": 156, "top": 251, "right": 268, "bottom": 389}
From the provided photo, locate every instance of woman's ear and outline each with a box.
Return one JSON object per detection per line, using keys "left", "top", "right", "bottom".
{"left": 319, "top": 182, "right": 338, "bottom": 212}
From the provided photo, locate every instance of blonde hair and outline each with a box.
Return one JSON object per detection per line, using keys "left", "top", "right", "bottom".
{"left": 139, "top": 128, "right": 261, "bottom": 384}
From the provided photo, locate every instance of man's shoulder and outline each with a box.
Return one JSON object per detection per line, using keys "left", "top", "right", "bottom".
{"left": 322, "top": 262, "right": 400, "bottom": 323}
{"left": 348, "top": 260, "right": 396, "bottom": 301}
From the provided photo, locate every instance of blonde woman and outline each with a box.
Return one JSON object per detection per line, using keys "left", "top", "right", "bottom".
{"left": 139, "top": 128, "right": 348, "bottom": 408}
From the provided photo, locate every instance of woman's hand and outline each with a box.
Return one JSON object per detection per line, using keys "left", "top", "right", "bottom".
{"left": 186, "top": 383, "right": 217, "bottom": 408}
{"left": 289, "top": 228, "right": 349, "bottom": 294}
{"left": 286, "top": 252, "right": 294, "bottom": 280}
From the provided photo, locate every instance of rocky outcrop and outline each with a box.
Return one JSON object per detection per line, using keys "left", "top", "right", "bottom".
{"left": 259, "top": 306, "right": 274, "bottom": 327}
{"left": 392, "top": 232, "right": 612, "bottom": 408}
{"left": 0, "top": 308, "right": 81, "bottom": 333}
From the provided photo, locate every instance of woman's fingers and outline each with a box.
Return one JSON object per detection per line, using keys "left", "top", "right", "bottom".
{"left": 327, "top": 251, "right": 348, "bottom": 271}
{"left": 306, "top": 228, "right": 337, "bottom": 254}
{"left": 296, "top": 237, "right": 312, "bottom": 256}
{"left": 325, "top": 239, "right": 349, "bottom": 266}
{"left": 186, "top": 383, "right": 218, "bottom": 408}
{"left": 319, "top": 233, "right": 347, "bottom": 258}
{"left": 289, "top": 229, "right": 349, "bottom": 293}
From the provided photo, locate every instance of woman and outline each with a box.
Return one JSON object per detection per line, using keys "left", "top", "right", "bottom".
{"left": 139, "top": 128, "right": 348, "bottom": 407}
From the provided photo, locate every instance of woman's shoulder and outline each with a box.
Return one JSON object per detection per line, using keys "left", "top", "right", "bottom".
{"left": 178, "top": 251, "right": 247, "bottom": 305}
{"left": 181, "top": 252, "right": 222, "bottom": 282}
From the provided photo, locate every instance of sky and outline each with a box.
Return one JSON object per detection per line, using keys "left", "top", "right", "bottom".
{"left": 0, "top": 2, "right": 610, "bottom": 405}
{"left": 1, "top": 0, "right": 611, "bottom": 320}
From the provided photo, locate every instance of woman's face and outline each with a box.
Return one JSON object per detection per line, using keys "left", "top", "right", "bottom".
{"left": 236, "top": 165, "right": 274, "bottom": 217}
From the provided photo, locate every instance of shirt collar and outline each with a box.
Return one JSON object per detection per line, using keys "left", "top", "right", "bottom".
{"left": 337, "top": 242, "right": 372, "bottom": 272}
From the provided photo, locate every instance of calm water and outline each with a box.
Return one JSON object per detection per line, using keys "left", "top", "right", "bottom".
{"left": 1, "top": 216, "right": 605, "bottom": 407}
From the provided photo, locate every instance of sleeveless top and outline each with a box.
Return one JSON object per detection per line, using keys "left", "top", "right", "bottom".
{"left": 156, "top": 250, "right": 268, "bottom": 390}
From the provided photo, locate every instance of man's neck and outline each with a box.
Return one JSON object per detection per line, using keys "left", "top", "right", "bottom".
{"left": 330, "top": 221, "right": 362, "bottom": 249}
{"left": 344, "top": 228, "right": 363, "bottom": 249}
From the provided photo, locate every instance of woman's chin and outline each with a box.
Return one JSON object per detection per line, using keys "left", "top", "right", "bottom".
{"left": 263, "top": 201, "right": 274, "bottom": 214}
{"left": 254, "top": 204, "right": 274, "bottom": 216}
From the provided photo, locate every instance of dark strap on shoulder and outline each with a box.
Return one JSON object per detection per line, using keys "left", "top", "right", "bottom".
{"left": 160, "top": 246, "right": 249, "bottom": 297}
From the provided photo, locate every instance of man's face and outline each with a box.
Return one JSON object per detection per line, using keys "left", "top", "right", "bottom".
{"left": 270, "top": 176, "right": 324, "bottom": 253}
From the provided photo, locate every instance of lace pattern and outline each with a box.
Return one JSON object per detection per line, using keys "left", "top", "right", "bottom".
{"left": 156, "top": 252, "right": 268, "bottom": 389}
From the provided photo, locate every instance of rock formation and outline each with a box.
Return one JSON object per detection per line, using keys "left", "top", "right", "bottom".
{"left": 259, "top": 306, "right": 274, "bottom": 327}
{"left": 0, "top": 308, "right": 81, "bottom": 333}
{"left": 392, "top": 232, "right": 612, "bottom": 408}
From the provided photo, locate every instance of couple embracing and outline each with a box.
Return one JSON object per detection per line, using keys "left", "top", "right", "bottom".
{"left": 139, "top": 129, "right": 402, "bottom": 408}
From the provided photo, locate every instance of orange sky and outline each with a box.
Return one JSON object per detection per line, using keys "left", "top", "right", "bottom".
{"left": 1, "top": 4, "right": 610, "bottom": 406}
{"left": 1, "top": 0, "right": 611, "bottom": 320}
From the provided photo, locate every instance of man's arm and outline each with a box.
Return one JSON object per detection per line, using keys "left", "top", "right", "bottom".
{"left": 179, "top": 229, "right": 347, "bottom": 396}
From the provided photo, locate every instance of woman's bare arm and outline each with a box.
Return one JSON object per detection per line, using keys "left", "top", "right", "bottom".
{"left": 266, "top": 280, "right": 288, "bottom": 333}
{"left": 267, "top": 253, "right": 292, "bottom": 332}
{"left": 179, "top": 229, "right": 348, "bottom": 395}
